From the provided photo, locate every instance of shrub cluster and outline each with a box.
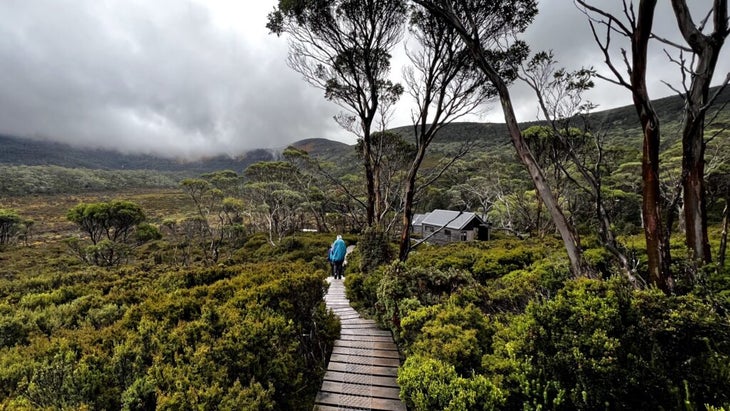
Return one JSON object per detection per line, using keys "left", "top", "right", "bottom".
{"left": 0, "top": 262, "right": 338, "bottom": 410}
{"left": 348, "top": 238, "right": 730, "bottom": 410}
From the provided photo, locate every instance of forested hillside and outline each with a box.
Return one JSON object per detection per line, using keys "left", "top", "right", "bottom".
{"left": 4, "top": 86, "right": 728, "bottom": 176}
{"left": 0, "top": 134, "right": 279, "bottom": 175}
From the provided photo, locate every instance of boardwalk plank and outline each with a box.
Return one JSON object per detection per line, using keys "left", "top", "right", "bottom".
{"left": 327, "top": 361, "right": 398, "bottom": 377}
{"left": 340, "top": 318, "right": 377, "bottom": 325}
{"left": 323, "top": 370, "right": 398, "bottom": 388}
{"left": 313, "top": 405, "right": 360, "bottom": 411}
{"left": 340, "top": 328, "right": 393, "bottom": 337}
{"left": 339, "top": 334, "right": 394, "bottom": 343}
{"left": 320, "top": 380, "right": 401, "bottom": 400}
{"left": 332, "top": 346, "right": 401, "bottom": 359}
{"left": 315, "top": 278, "right": 407, "bottom": 411}
{"left": 329, "top": 353, "right": 401, "bottom": 367}
{"left": 315, "top": 392, "right": 407, "bottom": 411}
{"left": 335, "top": 339, "right": 399, "bottom": 352}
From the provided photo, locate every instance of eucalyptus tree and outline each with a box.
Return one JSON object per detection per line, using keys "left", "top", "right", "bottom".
{"left": 281, "top": 146, "right": 369, "bottom": 231}
{"left": 267, "top": 0, "right": 407, "bottom": 227}
{"left": 0, "top": 208, "right": 24, "bottom": 248}
{"left": 710, "top": 171, "right": 730, "bottom": 267}
{"left": 575, "top": 0, "right": 673, "bottom": 292}
{"left": 576, "top": 0, "right": 729, "bottom": 291}
{"left": 707, "top": 134, "right": 730, "bottom": 267}
{"left": 397, "top": 3, "right": 492, "bottom": 260}
{"left": 179, "top": 171, "right": 246, "bottom": 264}
{"left": 67, "top": 201, "right": 147, "bottom": 266}
{"left": 180, "top": 177, "right": 225, "bottom": 263}
{"left": 355, "top": 131, "right": 415, "bottom": 231}
{"left": 282, "top": 147, "right": 333, "bottom": 232}
{"left": 520, "top": 52, "right": 640, "bottom": 282}
{"left": 667, "top": 0, "right": 729, "bottom": 266}
{"left": 244, "top": 161, "right": 307, "bottom": 245}
{"left": 412, "top": 0, "right": 588, "bottom": 277}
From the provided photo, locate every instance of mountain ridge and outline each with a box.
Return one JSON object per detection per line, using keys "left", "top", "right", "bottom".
{"left": 1, "top": 86, "right": 728, "bottom": 174}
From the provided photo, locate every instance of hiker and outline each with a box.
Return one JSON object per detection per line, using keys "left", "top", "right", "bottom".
{"left": 326, "top": 245, "right": 334, "bottom": 277}
{"left": 329, "top": 235, "right": 347, "bottom": 279}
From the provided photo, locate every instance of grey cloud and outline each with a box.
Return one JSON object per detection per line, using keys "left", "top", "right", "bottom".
{"left": 1, "top": 1, "right": 728, "bottom": 159}
{"left": 0, "top": 0, "right": 343, "bottom": 159}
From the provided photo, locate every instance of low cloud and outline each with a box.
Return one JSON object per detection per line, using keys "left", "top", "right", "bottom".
{"left": 0, "top": 0, "right": 344, "bottom": 159}
{"left": 0, "top": 1, "right": 727, "bottom": 159}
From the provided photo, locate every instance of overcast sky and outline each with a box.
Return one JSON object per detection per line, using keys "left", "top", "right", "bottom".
{"left": 1, "top": 1, "right": 728, "bottom": 159}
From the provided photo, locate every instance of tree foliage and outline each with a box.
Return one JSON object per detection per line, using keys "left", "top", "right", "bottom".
{"left": 177, "top": 171, "right": 247, "bottom": 264}
{"left": 0, "top": 208, "right": 28, "bottom": 248}
{"left": 268, "top": 0, "right": 407, "bottom": 227}
{"left": 398, "top": 2, "right": 493, "bottom": 260}
{"left": 66, "top": 201, "right": 147, "bottom": 266}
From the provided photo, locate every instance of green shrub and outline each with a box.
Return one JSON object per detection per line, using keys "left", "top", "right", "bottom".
{"left": 344, "top": 271, "right": 382, "bottom": 314}
{"left": 582, "top": 246, "right": 614, "bottom": 277}
{"left": 485, "top": 277, "right": 730, "bottom": 410}
{"left": 483, "top": 259, "right": 570, "bottom": 313}
{"left": 235, "top": 232, "right": 343, "bottom": 266}
{"left": 406, "top": 238, "right": 552, "bottom": 283}
{"left": 120, "top": 376, "right": 157, "bottom": 411}
{"left": 375, "top": 262, "right": 478, "bottom": 331}
{"left": 0, "top": 260, "right": 339, "bottom": 410}
{"left": 134, "top": 222, "right": 162, "bottom": 243}
{"left": 399, "top": 303, "right": 439, "bottom": 348}
{"left": 403, "top": 302, "right": 494, "bottom": 375}
{"left": 705, "top": 264, "right": 730, "bottom": 311}
{"left": 358, "top": 228, "right": 393, "bottom": 274}
{"left": 398, "top": 355, "right": 505, "bottom": 411}
{"left": 0, "top": 315, "right": 30, "bottom": 348}
{"left": 472, "top": 244, "right": 541, "bottom": 281}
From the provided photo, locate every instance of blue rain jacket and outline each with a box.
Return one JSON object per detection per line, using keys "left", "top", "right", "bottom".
{"left": 329, "top": 238, "right": 347, "bottom": 262}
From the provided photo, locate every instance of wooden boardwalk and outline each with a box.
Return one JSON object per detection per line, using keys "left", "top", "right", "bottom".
{"left": 314, "top": 278, "right": 407, "bottom": 411}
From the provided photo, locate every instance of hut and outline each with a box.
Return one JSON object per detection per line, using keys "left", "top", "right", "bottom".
{"left": 412, "top": 209, "right": 489, "bottom": 245}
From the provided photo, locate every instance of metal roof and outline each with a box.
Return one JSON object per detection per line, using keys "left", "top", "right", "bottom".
{"left": 411, "top": 213, "right": 427, "bottom": 226}
{"left": 419, "top": 209, "right": 485, "bottom": 230}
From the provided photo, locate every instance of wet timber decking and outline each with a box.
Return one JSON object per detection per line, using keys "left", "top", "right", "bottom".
{"left": 314, "top": 278, "right": 407, "bottom": 411}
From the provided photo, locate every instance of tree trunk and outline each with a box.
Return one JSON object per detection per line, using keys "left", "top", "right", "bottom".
{"left": 417, "top": 2, "right": 585, "bottom": 277}
{"left": 669, "top": 0, "right": 727, "bottom": 266}
{"left": 640, "top": 112, "right": 672, "bottom": 291}
{"left": 399, "top": 144, "right": 427, "bottom": 261}
{"left": 362, "top": 124, "right": 377, "bottom": 227}
{"left": 374, "top": 155, "right": 384, "bottom": 227}
{"left": 720, "top": 199, "right": 728, "bottom": 267}
{"left": 499, "top": 90, "right": 584, "bottom": 277}
{"left": 479, "top": 66, "right": 585, "bottom": 275}
{"left": 682, "top": 114, "right": 711, "bottom": 264}
{"left": 534, "top": 189, "right": 543, "bottom": 237}
{"left": 632, "top": 0, "right": 673, "bottom": 293}
{"left": 597, "top": 189, "right": 638, "bottom": 284}
{"left": 398, "top": 169, "right": 418, "bottom": 262}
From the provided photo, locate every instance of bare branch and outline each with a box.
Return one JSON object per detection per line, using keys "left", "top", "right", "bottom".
{"left": 701, "top": 71, "right": 730, "bottom": 112}
{"left": 651, "top": 33, "right": 693, "bottom": 51}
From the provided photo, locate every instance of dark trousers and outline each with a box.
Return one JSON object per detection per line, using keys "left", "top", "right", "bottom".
{"left": 332, "top": 260, "right": 344, "bottom": 279}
